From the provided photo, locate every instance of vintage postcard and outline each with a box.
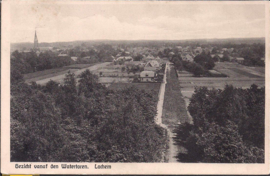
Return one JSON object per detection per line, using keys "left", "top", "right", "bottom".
{"left": 1, "top": 0, "right": 269, "bottom": 174}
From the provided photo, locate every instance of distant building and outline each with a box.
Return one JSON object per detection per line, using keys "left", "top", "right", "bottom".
{"left": 235, "top": 57, "right": 244, "bottom": 64}
{"left": 217, "top": 54, "right": 224, "bottom": 58}
{"left": 140, "top": 71, "right": 156, "bottom": 82}
{"left": 168, "top": 52, "right": 175, "bottom": 57}
{"left": 222, "top": 48, "right": 228, "bottom": 51}
{"left": 83, "top": 56, "right": 91, "bottom": 59}
{"left": 71, "top": 57, "right": 78, "bottom": 61}
{"left": 145, "top": 60, "right": 160, "bottom": 68}
{"left": 176, "top": 46, "right": 182, "bottom": 51}
{"left": 36, "top": 50, "right": 41, "bottom": 57}
{"left": 124, "top": 56, "right": 133, "bottom": 62}
{"left": 114, "top": 56, "right": 133, "bottom": 64}
{"left": 146, "top": 55, "right": 155, "bottom": 60}
{"left": 194, "top": 47, "right": 202, "bottom": 54}
{"left": 58, "top": 52, "right": 69, "bottom": 57}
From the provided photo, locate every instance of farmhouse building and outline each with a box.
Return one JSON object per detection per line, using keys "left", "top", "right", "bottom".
{"left": 140, "top": 71, "right": 156, "bottom": 82}
{"left": 115, "top": 56, "right": 133, "bottom": 62}
{"left": 235, "top": 57, "right": 244, "bottom": 64}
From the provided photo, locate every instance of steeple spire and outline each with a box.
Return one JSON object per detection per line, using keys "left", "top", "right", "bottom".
{"left": 34, "top": 29, "right": 39, "bottom": 51}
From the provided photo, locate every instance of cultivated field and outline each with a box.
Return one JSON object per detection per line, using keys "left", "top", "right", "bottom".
{"left": 178, "top": 62, "right": 265, "bottom": 106}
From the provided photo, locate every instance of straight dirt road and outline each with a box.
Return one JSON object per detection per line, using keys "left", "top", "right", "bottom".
{"left": 155, "top": 62, "right": 178, "bottom": 163}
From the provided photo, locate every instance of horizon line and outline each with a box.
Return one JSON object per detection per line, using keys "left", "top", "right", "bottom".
{"left": 11, "top": 36, "right": 265, "bottom": 44}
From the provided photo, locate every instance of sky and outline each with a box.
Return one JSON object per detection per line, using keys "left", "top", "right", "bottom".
{"left": 10, "top": 2, "right": 266, "bottom": 43}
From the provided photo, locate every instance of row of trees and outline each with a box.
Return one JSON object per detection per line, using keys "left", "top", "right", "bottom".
{"left": 170, "top": 52, "right": 215, "bottom": 77}
{"left": 239, "top": 45, "right": 265, "bottom": 66}
{"left": 11, "top": 44, "right": 118, "bottom": 75}
{"left": 11, "top": 51, "right": 75, "bottom": 74}
{"left": 174, "top": 85, "right": 264, "bottom": 163}
{"left": 11, "top": 68, "right": 167, "bottom": 162}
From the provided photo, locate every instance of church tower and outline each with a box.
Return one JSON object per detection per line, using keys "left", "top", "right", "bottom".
{"left": 34, "top": 30, "right": 39, "bottom": 51}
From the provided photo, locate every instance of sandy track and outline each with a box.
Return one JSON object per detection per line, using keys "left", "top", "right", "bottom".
{"left": 155, "top": 63, "right": 179, "bottom": 163}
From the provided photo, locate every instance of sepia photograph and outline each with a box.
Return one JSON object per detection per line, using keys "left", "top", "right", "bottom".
{"left": 1, "top": 0, "right": 269, "bottom": 174}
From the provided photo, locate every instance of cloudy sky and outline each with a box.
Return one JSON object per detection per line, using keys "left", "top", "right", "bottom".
{"left": 10, "top": 2, "right": 265, "bottom": 43}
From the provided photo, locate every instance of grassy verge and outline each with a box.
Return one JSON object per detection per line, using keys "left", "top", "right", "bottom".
{"left": 162, "top": 65, "right": 191, "bottom": 130}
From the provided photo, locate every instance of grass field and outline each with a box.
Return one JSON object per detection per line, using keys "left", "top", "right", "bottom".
{"left": 162, "top": 65, "right": 192, "bottom": 131}
{"left": 24, "top": 68, "right": 78, "bottom": 83}
{"left": 63, "top": 64, "right": 94, "bottom": 69}
{"left": 26, "top": 62, "right": 111, "bottom": 85}
{"left": 24, "top": 64, "right": 94, "bottom": 83}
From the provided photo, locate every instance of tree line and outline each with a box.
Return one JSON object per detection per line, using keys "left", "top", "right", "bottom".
{"left": 170, "top": 52, "right": 216, "bottom": 77}
{"left": 11, "top": 44, "right": 118, "bottom": 75}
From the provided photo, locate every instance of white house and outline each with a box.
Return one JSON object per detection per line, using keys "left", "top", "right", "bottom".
{"left": 235, "top": 57, "right": 244, "bottom": 64}
{"left": 140, "top": 71, "right": 156, "bottom": 82}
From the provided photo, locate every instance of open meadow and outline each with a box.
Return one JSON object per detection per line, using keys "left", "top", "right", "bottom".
{"left": 27, "top": 62, "right": 111, "bottom": 85}
{"left": 24, "top": 64, "right": 95, "bottom": 83}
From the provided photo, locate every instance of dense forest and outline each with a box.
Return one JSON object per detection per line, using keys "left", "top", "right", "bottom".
{"left": 11, "top": 68, "right": 167, "bottom": 162}
{"left": 174, "top": 85, "right": 264, "bottom": 163}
